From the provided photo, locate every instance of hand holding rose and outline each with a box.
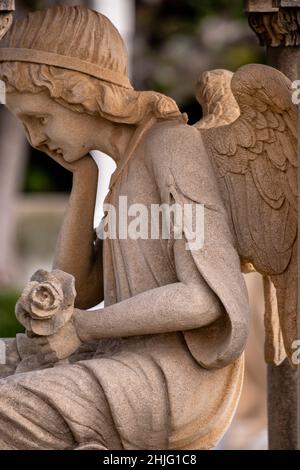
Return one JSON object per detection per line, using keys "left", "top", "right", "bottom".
{"left": 15, "top": 269, "right": 82, "bottom": 372}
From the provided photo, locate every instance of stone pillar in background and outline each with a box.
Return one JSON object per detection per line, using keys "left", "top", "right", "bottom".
{"left": 246, "top": 0, "right": 300, "bottom": 76}
{"left": 245, "top": 0, "right": 300, "bottom": 451}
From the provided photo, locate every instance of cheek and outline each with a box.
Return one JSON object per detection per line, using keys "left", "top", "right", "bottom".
{"left": 46, "top": 123, "right": 68, "bottom": 144}
{"left": 46, "top": 116, "right": 87, "bottom": 152}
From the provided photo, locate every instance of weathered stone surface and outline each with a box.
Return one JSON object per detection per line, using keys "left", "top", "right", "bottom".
{"left": 0, "top": 1, "right": 15, "bottom": 12}
{"left": 0, "top": 0, "right": 14, "bottom": 40}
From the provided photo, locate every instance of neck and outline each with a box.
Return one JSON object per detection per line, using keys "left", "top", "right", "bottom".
{"left": 93, "top": 119, "right": 136, "bottom": 164}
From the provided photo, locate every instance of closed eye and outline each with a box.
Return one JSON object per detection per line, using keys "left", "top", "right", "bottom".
{"left": 18, "top": 113, "right": 49, "bottom": 125}
{"left": 37, "top": 116, "right": 48, "bottom": 125}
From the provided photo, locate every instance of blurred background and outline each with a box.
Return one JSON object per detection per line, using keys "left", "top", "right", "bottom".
{"left": 0, "top": 0, "right": 268, "bottom": 449}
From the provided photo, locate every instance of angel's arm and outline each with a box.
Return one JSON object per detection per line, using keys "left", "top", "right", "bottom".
{"left": 74, "top": 236, "right": 223, "bottom": 343}
{"left": 53, "top": 156, "right": 104, "bottom": 309}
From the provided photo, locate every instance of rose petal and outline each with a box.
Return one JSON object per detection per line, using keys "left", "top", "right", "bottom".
{"left": 31, "top": 283, "right": 62, "bottom": 308}
{"left": 30, "top": 303, "right": 57, "bottom": 319}
{"left": 17, "top": 282, "right": 40, "bottom": 313}
{"left": 15, "top": 303, "right": 32, "bottom": 331}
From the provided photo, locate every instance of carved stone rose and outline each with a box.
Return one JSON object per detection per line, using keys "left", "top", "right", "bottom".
{"left": 15, "top": 269, "right": 76, "bottom": 336}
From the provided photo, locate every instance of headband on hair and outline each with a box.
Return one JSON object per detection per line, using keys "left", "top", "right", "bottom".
{"left": 0, "top": 48, "right": 133, "bottom": 89}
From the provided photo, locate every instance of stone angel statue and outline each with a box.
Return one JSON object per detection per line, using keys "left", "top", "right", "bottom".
{"left": 0, "top": 5, "right": 297, "bottom": 450}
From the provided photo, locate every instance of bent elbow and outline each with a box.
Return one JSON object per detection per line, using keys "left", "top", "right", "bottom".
{"left": 181, "top": 284, "right": 223, "bottom": 328}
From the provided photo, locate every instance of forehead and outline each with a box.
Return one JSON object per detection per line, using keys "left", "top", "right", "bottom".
{"left": 6, "top": 91, "right": 54, "bottom": 115}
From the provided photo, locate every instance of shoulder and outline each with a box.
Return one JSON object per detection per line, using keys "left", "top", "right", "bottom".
{"left": 144, "top": 120, "right": 208, "bottom": 181}
{"left": 144, "top": 119, "right": 210, "bottom": 174}
{"left": 144, "top": 120, "right": 204, "bottom": 165}
{"left": 143, "top": 119, "right": 223, "bottom": 207}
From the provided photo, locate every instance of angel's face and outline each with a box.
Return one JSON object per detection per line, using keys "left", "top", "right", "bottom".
{"left": 6, "top": 91, "right": 98, "bottom": 162}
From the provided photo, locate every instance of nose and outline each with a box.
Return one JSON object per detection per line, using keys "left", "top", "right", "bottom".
{"left": 24, "top": 124, "right": 47, "bottom": 148}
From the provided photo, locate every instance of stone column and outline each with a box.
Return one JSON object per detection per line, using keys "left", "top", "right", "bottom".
{"left": 245, "top": 0, "right": 300, "bottom": 451}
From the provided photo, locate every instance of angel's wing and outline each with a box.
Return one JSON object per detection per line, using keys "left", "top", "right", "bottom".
{"left": 194, "top": 69, "right": 240, "bottom": 130}
{"left": 197, "top": 64, "right": 297, "bottom": 364}
{"left": 195, "top": 67, "right": 287, "bottom": 365}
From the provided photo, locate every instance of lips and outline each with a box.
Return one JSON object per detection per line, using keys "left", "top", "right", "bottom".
{"left": 47, "top": 146, "right": 63, "bottom": 156}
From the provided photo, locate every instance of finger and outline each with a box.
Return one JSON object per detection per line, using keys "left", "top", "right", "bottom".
{"left": 32, "top": 337, "right": 48, "bottom": 347}
{"left": 40, "top": 344, "right": 52, "bottom": 354}
{"left": 37, "top": 350, "right": 49, "bottom": 363}
{"left": 40, "top": 352, "right": 58, "bottom": 364}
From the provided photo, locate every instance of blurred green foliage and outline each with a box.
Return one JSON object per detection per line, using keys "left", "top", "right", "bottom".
{"left": 135, "top": 0, "right": 263, "bottom": 123}
{"left": 136, "top": 0, "right": 247, "bottom": 41}
{"left": 183, "top": 0, "right": 246, "bottom": 18}
{"left": 0, "top": 290, "right": 24, "bottom": 337}
{"left": 216, "top": 45, "right": 261, "bottom": 71}
{"left": 24, "top": 148, "right": 72, "bottom": 193}
{"left": 188, "top": 0, "right": 242, "bottom": 20}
